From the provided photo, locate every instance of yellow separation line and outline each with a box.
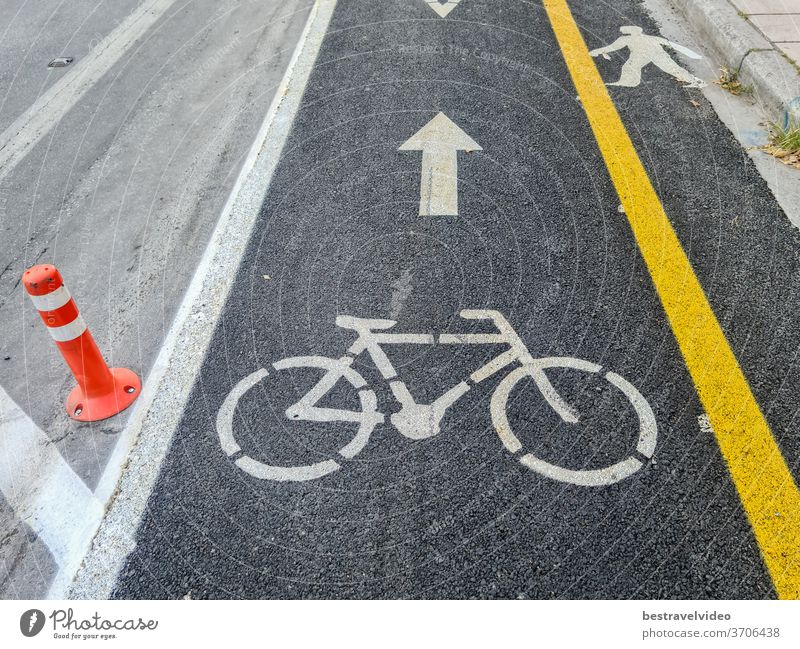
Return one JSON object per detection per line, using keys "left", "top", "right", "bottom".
{"left": 542, "top": 0, "right": 800, "bottom": 599}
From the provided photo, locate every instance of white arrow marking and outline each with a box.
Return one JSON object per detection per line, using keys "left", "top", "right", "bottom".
{"left": 424, "top": 0, "right": 462, "bottom": 18}
{"left": 399, "top": 112, "right": 481, "bottom": 216}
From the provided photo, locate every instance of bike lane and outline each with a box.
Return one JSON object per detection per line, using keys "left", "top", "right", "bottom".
{"left": 111, "top": 0, "right": 800, "bottom": 598}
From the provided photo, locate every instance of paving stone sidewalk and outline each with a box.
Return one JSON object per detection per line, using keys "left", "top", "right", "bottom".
{"left": 732, "top": 0, "right": 800, "bottom": 66}
{"left": 671, "top": 0, "right": 800, "bottom": 120}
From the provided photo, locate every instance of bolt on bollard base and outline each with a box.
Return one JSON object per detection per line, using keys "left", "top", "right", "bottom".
{"left": 65, "top": 366, "right": 141, "bottom": 422}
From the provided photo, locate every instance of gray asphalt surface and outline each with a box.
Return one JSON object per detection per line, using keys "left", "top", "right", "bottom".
{"left": 0, "top": 0, "right": 141, "bottom": 134}
{"left": 0, "top": 0, "right": 311, "bottom": 598}
{"left": 110, "top": 0, "right": 800, "bottom": 598}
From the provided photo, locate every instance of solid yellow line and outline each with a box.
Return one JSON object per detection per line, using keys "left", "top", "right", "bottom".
{"left": 542, "top": 0, "right": 800, "bottom": 599}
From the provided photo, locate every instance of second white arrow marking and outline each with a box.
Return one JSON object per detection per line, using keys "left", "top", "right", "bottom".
{"left": 399, "top": 112, "right": 481, "bottom": 216}
{"left": 424, "top": 0, "right": 463, "bottom": 18}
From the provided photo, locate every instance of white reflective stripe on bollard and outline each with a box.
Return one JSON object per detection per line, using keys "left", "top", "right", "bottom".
{"left": 47, "top": 316, "right": 87, "bottom": 342}
{"left": 29, "top": 285, "right": 72, "bottom": 311}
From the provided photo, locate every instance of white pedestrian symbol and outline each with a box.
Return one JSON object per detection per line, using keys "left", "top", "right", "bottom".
{"left": 589, "top": 26, "right": 705, "bottom": 89}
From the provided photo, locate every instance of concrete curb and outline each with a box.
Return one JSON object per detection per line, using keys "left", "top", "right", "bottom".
{"left": 669, "top": 0, "right": 800, "bottom": 123}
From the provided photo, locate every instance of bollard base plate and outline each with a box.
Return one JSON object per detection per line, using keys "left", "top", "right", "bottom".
{"left": 66, "top": 367, "right": 142, "bottom": 422}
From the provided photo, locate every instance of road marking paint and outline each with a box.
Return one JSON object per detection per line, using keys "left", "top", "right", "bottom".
{"left": 217, "top": 358, "right": 382, "bottom": 481}
{"left": 216, "top": 368, "right": 268, "bottom": 456}
{"left": 0, "top": 385, "right": 104, "bottom": 569}
{"left": 543, "top": 0, "right": 800, "bottom": 598}
{"left": 698, "top": 413, "right": 714, "bottom": 436}
{"left": 490, "top": 359, "right": 656, "bottom": 486}
{"left": 389, "top": 269, "right": 413, "bottom": 318}
{"left": 423, "top": 0, "right": 463, "bottom": 18}
{"left": 62, "top": 0, "right": 336, "bottom": 599}
{"left": 398, "top": 112, "right": 481, "bottom": 216}
{"left": 604, "top": 371, "right": 658, "bottom": 457}
{"left": 0, "top": 0, "right": 180, "bottom": 179}
{"left": 217, "top": 310, "right": 655, "bottom": 485}
{"left": 588, "top": 25, "right": 704, "bottom": 88}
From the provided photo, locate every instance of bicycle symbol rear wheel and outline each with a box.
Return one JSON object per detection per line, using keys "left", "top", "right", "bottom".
{"left": 216, "top": 356, "right": 383, "bottom": 481}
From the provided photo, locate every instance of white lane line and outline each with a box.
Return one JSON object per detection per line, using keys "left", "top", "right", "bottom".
{"left": 61, "top": 0, "right": 337, "bottom": 600}
{"left": 0, "top": 385, "right": 104, "bottom": 569}
{"left": 0, "top": 0, "right": 180, "bottom": 180}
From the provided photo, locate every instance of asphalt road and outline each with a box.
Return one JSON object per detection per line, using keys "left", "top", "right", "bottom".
{"left": 0, "top": 0, "right": 311, "bottom": 598}
{"left": 0, "top": 0, "right": 140, "bottom": 134}
{"left": 101, "top": 0, "right": 800, "bottom": 598}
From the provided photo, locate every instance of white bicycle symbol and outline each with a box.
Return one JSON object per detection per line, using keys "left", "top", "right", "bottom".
{"left": 217, "top": 309, "right": 657, "bottom": 486}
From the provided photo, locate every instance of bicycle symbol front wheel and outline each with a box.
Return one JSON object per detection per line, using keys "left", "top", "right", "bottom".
{"left": 491, "top": 357, "right": 657, "bottom": 486}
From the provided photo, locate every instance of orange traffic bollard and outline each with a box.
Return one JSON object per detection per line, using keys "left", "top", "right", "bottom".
{"left": 22, "top": 264, "right": 141, "bottom": 422}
